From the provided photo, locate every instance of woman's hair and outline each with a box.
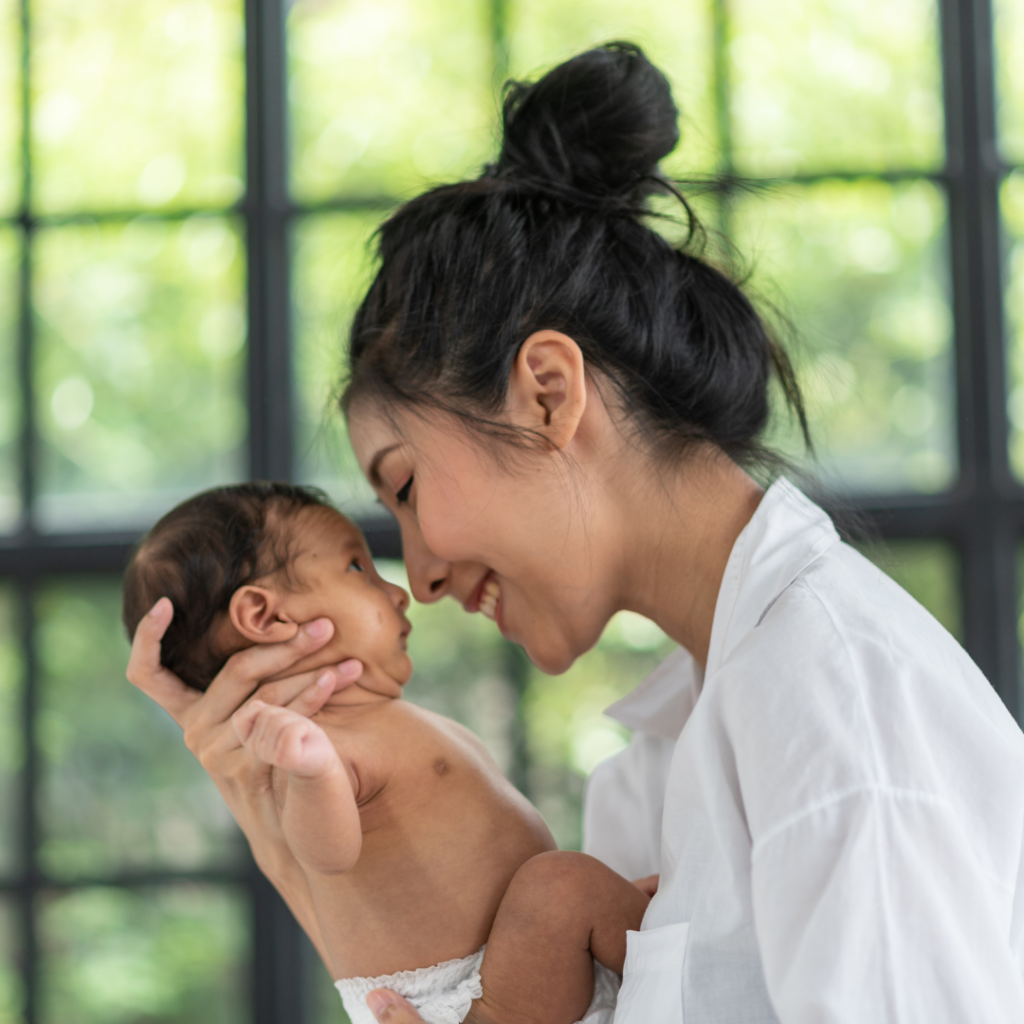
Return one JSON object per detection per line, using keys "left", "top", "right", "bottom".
{"left": 342, "top": 42, "right": 809, "bottom": 468}
{"left": 122, "top": 482, "right": 331, "bottom": 691}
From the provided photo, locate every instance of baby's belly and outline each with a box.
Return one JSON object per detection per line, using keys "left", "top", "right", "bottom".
{"left": 326, "top": 784, "right": 554, "bottom": 978}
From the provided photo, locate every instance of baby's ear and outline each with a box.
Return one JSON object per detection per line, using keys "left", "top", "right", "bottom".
{"left": 229, "top": 586, "right": 299, "bottom": 644}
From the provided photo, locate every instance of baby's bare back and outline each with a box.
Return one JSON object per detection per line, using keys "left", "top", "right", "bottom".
{"left": 297, "top": 699, "right": 556, "bottom": 979}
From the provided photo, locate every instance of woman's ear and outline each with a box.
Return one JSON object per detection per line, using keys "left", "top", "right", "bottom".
{"left": 507, "top": 331, "right": 587, "bottom": 449}
{"left": 229, "top": 586, "right": 300, "bottom": 644}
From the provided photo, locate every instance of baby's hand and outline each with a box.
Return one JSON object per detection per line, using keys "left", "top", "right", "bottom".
{"left": 232, "top": 700, "right": 339, "bottom": 778}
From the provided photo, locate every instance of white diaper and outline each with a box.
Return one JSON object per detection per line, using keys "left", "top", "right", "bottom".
{"left": 335, "top": 946, "right": 620, "bottom": 1024}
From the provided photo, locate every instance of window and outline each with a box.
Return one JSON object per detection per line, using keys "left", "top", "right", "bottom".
{"left": 0, "top": 0, "right": 1017, "bottom": 1021}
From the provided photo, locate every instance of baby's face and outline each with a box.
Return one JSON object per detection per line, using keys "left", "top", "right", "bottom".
{"left": 270, "top": 508, "right": 413, "bottom": 698}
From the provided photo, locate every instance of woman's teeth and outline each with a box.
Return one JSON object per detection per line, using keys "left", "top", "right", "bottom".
{"left": 479, "top": 578, "right": 500, "bottom": 620}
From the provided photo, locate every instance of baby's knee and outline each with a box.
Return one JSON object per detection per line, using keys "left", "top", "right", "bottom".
{"left": 505, "top": 851, "right": 608, "bottom": 921}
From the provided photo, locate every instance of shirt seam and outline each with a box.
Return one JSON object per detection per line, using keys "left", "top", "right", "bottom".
{"left": 750, "top": 783, "right": 1015, "bottom": 896}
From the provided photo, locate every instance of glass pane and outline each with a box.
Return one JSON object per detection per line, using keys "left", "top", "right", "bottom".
{"left": 860, "top": 539, "right": 962, "bottom": 640}
{"left": 288, "top": 0, "right": 493, "bottom": 203}
{"left": 0, "top": 0, "right": 19, "bottom": 216}
{"left": 32, "top": 0, "right": 243, "bottom": 214}
{"left": 292, "top": 211, "right": 380, "bottom": 515}
{"left": 506, "top": 0, "right": 719, "bottom": 177}
{"left": 36, "top": 579, "right": 244, "bottom": 879}
{"left": 1001, "top": 173, "right": 1024, "bottom": 480}
{"left": 728, "top": 0, "right": 944, "bottom": 176}
{"left": 995, "top": 0, "right": 1024, "bottom": 164}
{"left": 33, "top": 217, "right": 246, "bottom": 532}
{"left": 0, "top": 584, "right": 22, "bottom": 879}
{"left": 0, "top": 898, "right": 24, "bottom": 1024}
{"left": 0, "top": 229, "right": 17, "bottom": 532}
{"left": 39, "top": 885, "right": 246, "bottom": 1024}
{"left": 733, "top": 178, "right": 955, "bottom": 494}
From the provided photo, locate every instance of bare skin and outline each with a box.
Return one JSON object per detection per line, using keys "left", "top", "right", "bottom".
{"left": 228, "top": 507, "right": 648, "bottom": 1017}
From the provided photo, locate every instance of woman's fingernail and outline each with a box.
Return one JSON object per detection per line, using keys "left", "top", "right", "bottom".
{"left": 315, "top": 670, "right": 335, "bottom": 690}
{"left": 149, "top": 597, "right": 169, "bottom": 617}
{"left": 304, "top": 618, "right": 331, "bottom": 639}
{"left": 366, "top": 990, "right": 398, "bottom": 1018}
{"left": 337, "top": 659, "right": 362, "bottom": 681}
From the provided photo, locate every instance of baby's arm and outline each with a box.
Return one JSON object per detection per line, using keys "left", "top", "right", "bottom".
{"left": 232, "top": 700, "right": 361, "bottom": 875}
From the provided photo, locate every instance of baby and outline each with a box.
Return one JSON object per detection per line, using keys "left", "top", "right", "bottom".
{"left": 122, "top": 482, "right": 648, "bottom": 1024}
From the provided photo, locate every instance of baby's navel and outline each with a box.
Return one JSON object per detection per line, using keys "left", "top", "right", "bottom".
{"left": 432, "top": 757, "right": 451, "bottom": 777}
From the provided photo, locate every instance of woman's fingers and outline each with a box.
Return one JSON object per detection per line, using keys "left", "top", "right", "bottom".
{"left": 366, "top": 990, "right": 426, "bottom": 1023}
{"left": 125, "top": 598, "right": 200, "bottom": 726}
{"left": 282, "top": 660, "right": 363, "bottom": 717}
{"left": 193, "top": 618, "right": 336, "bottom": 726}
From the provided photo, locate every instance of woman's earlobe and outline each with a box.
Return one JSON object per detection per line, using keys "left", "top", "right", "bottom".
{"left": 510, "top": 331, "right": 587, "bottom": 449}
{"left": 229, "top": 586, "right": 299, "bottom": 644}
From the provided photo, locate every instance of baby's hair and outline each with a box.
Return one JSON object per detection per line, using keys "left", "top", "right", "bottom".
{"left": 122, "top": 481, "right": 334, "bottom": 691}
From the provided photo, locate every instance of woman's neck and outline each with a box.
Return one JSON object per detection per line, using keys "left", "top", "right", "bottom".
{"left": 613, "top": 450, "right": 764, "bottom": 669}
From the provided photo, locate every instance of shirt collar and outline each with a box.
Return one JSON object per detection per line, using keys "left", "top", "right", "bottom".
{"left": 603, "top": 478, "right": 839, "bottom": 740}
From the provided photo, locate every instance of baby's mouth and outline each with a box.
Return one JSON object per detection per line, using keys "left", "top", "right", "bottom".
{"left": 478, "top": 575, "right": 501, "bottom": 621}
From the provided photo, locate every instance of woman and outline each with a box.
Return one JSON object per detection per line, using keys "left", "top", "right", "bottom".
{"left": 129, "top": 44, "right": 1024, "bottom": 1023}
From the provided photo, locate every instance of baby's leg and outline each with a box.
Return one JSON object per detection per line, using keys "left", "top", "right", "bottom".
{"left": 467, "top": 851, "right": 648, "bottom": 1024}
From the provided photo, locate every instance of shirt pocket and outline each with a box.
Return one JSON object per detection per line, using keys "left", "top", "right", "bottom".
{"left": 612, "top": 922, "right": 689, "bottom": 1024}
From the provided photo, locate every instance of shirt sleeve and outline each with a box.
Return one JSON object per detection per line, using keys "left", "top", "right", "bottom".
{"left": 582, "top": 732, "right": 675, "bottom": 880}
{"left": 751, "top": 785, "right": 1024, "bottom": 1023}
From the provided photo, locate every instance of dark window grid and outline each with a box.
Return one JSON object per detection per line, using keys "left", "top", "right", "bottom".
{"left": 0, "top": 0, "right": 1018, "bottom": 1022}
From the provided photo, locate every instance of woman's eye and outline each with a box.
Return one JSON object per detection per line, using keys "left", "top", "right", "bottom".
{"left": 348, "top": 558, "right": 365, "bottom": 573}
{"left": 395, "top": 476, "right": 413, "bottom": 505}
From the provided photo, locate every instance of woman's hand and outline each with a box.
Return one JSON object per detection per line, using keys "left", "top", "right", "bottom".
{"left": 125, "top": 597, "right": 363, "bottom": 959}
{"left": 366, "top": 990, "right": 426, "bottom": 1023}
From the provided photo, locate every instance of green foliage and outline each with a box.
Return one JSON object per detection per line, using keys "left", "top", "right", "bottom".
{"left": 735, "top": 178, "right": 955, "bottom": 493}
{"left": 31, "top": 0, "right": 243, "bottom": 214}
{"left": 0, "top": 0, "right": 17, "bottom": 217}
{"left": 0, "top": 228, "right": 17, "bottom": 531}
{"left": 995, "top": 0, "right": 1024, "bottom": 163}
{"left": 33, "top": 217, "right": 246, "bottom": 530}
{"left": 0, "top": 584, "right": 22, "bottom": 878}
{"left": 38, "top": 885, "right": 247, "bottom": 1024}
{"left": 292, "top": 211, "right": 383, "bottom": 516}
{"left": 728, "top": 0, "right": 944, "bottom": 175}
{"left": 35, "top": 578, "right": 244, "bottom": 878}
{"left": 287, "top": 0, "right": 494, "bottom": 203}
{"left": 1001, "top": 172, "right": 1024, "bottom": 481}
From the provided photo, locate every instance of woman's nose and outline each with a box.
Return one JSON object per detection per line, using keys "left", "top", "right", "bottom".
{"left": 400, "top": 521, "right": 451, "bottom": 604}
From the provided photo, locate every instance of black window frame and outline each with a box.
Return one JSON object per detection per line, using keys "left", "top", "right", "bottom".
{"left": 0, "top": 0, "right": 1019, "bottom": 1021}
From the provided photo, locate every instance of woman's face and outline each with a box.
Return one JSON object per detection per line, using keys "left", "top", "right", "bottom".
{"left": 348, "top": 401, "right": 619, "bottom": 674}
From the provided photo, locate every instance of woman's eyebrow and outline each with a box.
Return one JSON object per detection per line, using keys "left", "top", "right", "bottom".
{"left": 367, "top": 443, "right": 401, "bottom": 487}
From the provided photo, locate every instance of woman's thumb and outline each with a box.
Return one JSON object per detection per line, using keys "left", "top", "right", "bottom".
{"left": 366, "top": 989, "right": 425, "bottom": 1023}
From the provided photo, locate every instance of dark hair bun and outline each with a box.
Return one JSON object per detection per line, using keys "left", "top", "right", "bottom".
{"left": 493, "top": 42, "right": 680, "bottom": 202}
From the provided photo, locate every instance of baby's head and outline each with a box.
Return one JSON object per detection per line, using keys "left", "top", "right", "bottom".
{"left": 122, "top": 482, "right": 412, "bottom": 695}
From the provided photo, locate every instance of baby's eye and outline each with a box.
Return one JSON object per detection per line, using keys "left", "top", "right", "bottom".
{"left": 348, "top": 558, "right": 365, "bottom": 573}
{"left": 395, "top": 475, "right": 413, "bottom": 505}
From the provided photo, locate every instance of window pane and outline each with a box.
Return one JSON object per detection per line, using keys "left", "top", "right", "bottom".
{"left": 506, "top": 0, "right": 719, "bottom": 176}
{"left": 1001, "top": 172, "right": 1024, "bottom": 480}
{"left": 860, "top": 539, "right": 962, "bottom": 640}
{"left": 732, "top": 178, "right": 955, "bottom": 494}
{"left": 0, "top": 898, "right": 24, "bottom": 1024}
{"left": 728, "top": 0, "right": 944, "bottom": 176}
{"left": 32, "top": 0, "right": 243, "bottom": 214}
{"left": 995, "top": 0, "right": 1024, "bottom": 164}
{"left": 0, "top": 228, "right": 17, "bottom": 532}
{"left": 33, "top": 218, "right": 246, "bottom": 532}
{"left": 524, "top": 613, "right": 675, "bottom": 850}
{"left": 292, "top": 211, "right": 380, "bottom": 515}
{"left": 0, "top": 0, "right": 18, "bottom": 216}
{"left": 288, "top": 0, "right": 493, "bottom": 203}
{"left": 39, "top": 885, "right": 247, "bottom": 1024}
{"left": 0, "top": 584, "right": 21, "bottom": 879}
{"left": 36, "top": 579, "right": 243, "bottom": 879}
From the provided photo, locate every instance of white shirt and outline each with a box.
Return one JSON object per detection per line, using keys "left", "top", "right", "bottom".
{"left": 583, "top": 479, "right": 1024, "bottom": 1023}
